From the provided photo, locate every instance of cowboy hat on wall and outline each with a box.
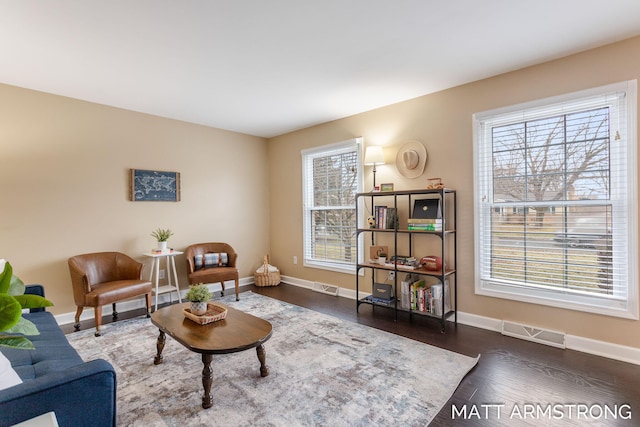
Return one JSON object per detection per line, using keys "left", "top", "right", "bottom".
{"left": 396, "top": 140, "right": 427, "bottom": 179}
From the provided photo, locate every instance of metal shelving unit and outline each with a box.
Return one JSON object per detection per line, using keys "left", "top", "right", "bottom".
{"left": 355, "top": 188, "right": 457, "bottom": 332}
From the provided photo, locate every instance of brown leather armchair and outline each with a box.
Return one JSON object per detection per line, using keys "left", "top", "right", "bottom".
{"left": 68, "top": 252, "right": 153, "bottom": 336}
{"left": 185, "top": 242, "right": 239, "bottom": 301}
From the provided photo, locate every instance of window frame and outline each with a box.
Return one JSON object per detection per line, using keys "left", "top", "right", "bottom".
{"left": 301, "top": 137, "right": 363, "bottom": 274}
{"left": 473, "top": 81, "right": 638, "bottom": 319}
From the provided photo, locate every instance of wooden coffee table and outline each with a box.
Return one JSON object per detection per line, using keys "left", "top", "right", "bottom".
{"left": 150, "top": 302, "right": 273, "bottom": 408}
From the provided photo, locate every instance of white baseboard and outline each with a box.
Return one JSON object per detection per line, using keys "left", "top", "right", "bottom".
{"left": 565, "top": 335, "right": 640, "bottom": 366}
{"left": 54, "top": 277, "right": 254, "bottom": 326}
{"left": 56, "top": 274, "right": 640, "bottom": 366}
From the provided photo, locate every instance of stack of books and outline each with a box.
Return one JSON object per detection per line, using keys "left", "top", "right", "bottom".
{"left": 400, "top": 277, "right": 450, "bottom": 315}
{"left": 407, "top": 218, "right": 443, "bottom": 231}
{"left": 374, "top": 206, "right": 399, "bottom": 229}
{"left": 390, "top": 255, "right": 420, "bottom": 270}
{"left": 362, "top": 295, "right": 395, "bottom": 306}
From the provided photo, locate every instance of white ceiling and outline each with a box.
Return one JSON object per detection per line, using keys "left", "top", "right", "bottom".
{"left": 2, "top": 1, "right": 640, "bottom": 138}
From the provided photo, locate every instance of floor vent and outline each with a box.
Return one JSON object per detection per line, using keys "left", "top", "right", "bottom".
{"left": 501, "top": 320, "right": 566, "bottom": 349}
{"left": 312, "top": 282, "right": 339, "bottom": 296}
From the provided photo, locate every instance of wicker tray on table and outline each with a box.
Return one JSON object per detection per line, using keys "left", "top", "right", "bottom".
{"left": 183, "top": 302, "right": 228, "bottom": 325}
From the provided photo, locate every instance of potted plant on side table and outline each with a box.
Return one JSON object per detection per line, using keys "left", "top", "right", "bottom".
{"left": 185, "top": 284, "right": 212, "bottom": 316}
{"left": 151, "top": 228, "right": 173, "bottom": 252}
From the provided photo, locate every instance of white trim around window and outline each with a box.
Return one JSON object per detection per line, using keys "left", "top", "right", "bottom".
{"left": 473, "top": 81, "right": 638, "bottom": 319}
{"left": 301, "top": 137, "right": 363, "bottom": 274}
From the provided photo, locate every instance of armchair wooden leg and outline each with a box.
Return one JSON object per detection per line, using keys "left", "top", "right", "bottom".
{"left": 145, "top": 293, "right": 152, "bottom": 317}
{"left": 220, "top": 281, "right": 225, "bottom": 297}
{"left": 94, "top": 306, "right": 103, "bottom": 337}
{"left": 112, "top": 303, "right": 118, "bottom": 320}
{"left": 234, "top": 278, "right": 239, "bottom": 301}
{"left": 74, "top": 307, "right": 84, "bottom": 331}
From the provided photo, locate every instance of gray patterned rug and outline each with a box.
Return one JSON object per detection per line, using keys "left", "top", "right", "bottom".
{"left": 67, "top": 292, "right": 479, "bottom": 426}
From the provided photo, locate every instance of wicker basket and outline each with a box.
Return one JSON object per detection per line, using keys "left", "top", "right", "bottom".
{"left": 183, "top": 302, "right": 228, "bottom": 325}
{"left": 254, "top": 255, "right": 281, "bottom": 287}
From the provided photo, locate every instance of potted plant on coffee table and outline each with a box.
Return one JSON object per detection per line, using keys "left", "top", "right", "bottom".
{"left": 185, "top": 284, "right": 212, "bottom": 316}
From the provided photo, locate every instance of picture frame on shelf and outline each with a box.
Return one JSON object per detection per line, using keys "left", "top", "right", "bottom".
{"left": 369, "top": 245, "right": 388, "bottom": 260}
{"left": 380, "top": 183, "right": 394, "bottom": 192}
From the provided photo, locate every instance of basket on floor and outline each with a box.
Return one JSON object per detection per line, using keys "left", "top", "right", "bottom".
{"left": 254, "top": 255, "right": 281, "bottom": 287}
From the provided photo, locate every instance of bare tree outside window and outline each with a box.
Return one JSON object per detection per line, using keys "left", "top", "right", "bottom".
{"left": 302, "top": 139, "right": 361, "bottom": 272}
{"left": 310, "top": 152, "right": 358, "bottom": 264}
{"left": 486, "top": 108, "right": 614, "bottom": 294}
{"left": 493, "top": 107, "right": 610, "bottom": 214}
{"left": 475, "top": 82, "right": 636, "bottom": 317}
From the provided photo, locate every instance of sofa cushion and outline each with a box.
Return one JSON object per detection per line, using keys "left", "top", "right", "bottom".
{"left": 0, "top": 351, "right": 22, "bottom": 390}
{"left": 1, "top": 312, "right": 83, "bottom": 381}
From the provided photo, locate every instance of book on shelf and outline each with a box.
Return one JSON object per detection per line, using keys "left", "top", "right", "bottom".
{"left": 412, "top": 198, "right": 442, "bottom": 219}
{"left": 400, "top": 273, "right": 419, "bottom": 309}
{"left": 374, "top": 205, "right": 386, "bottom": 229}
{"left": 390, "top": 255, "right": 417, "bottom": 265}
{"left": 409, "top": 280, "right": 425, "bottom": 310}
{"left": 373, "top": 206, "right": 398, "bottom": 229}
{"left": 403, "top": 278, "right": 451, "bottom": 315}
{"left": 385, "top": 208, "right": 398, "bottom": 229}
{"left": 395, "top": 264, "right": 420, "bottom": 270}
{"left": 428, "top": 280, "right": 451, "bottom": 316}
{"left": 390, "top": 255, "right": 420, "bottom": 269}
{"left": 362, "top": 295, "right": 395, "bottom": 306}
{"left": 407, "top": 218, "right": 443, "bottom": 224}
{"left": 407, "top": 224, "right": 443, "bottom": 231}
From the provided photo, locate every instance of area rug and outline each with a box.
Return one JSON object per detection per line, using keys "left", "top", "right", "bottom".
{"left": 67, "top": 292, "right": 479, "bottom": 426}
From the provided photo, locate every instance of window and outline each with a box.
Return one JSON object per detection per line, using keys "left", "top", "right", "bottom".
{"left": 302, "top": 138, "right": 362, "bottom": 273}
{"left": 474, "top": 81, "right": 638, "bottom": 319}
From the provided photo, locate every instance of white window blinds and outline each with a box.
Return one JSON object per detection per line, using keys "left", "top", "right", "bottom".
{"left": 302, "top": 138, "right": 362, "bottom": 273}
{"left": 473, "top": 81, "right": 638, "bottom": 319}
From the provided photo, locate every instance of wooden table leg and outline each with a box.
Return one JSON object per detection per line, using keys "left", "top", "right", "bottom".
{"left": 201, "top": 354, "right": 214, "bottom": 409}
{"left": 257, "top": 344, "right": 269, "bottom": 377}
{"left": 154, "top": 330, "right": 165, "bottom": 365}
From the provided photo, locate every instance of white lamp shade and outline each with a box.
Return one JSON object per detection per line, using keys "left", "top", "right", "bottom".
{"left": 364, "top": 146, "right": 385, "bottom": 165}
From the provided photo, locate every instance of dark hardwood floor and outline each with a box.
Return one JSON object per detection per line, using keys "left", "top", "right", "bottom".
{"left": 65, "top": 283, "right": 640, "bottom": 426}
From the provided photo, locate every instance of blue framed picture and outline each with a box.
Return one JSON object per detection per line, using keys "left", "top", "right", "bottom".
{"left": 129, "top": 169, "right": 181, "bottom": 202}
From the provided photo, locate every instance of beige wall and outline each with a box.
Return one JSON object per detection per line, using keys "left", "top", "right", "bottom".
{"left": 2, "top": 36, "right": 639, "bottom": 349}
{"left": 268, "top": 36, "right": 640, "bottom": 349}
{"left": 0, "top": 84, "right": 270, "bottom": 315}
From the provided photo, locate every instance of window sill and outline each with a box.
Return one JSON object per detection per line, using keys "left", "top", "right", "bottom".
{"left": 476, "top": 280, "right": 638, "bottom": 320}
{"left": 303, "top": 260, "right": 355, "bottom": 275}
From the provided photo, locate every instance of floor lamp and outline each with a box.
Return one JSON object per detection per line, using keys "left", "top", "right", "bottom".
{"left": 364, "top": 146, "right": 385, "bottom": 190}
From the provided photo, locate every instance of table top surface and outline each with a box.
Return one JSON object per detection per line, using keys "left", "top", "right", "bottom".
{"left": 150, "top": 302, "right": 272, "bottom": 354}
{"left": 142, "top": 250, "right": 184, "bottom": 257}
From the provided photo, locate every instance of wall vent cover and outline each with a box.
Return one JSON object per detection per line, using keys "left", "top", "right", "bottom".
{"left": 501, "top": 320, "right": 566, "bottom": 349}
{"left": 312, "top": 282, "right": 339, "bottom": 296}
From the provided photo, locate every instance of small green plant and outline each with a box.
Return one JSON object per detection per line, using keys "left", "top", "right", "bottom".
{"left": 151, "top": 228, "right": 173, "bottom": 242}
{"left": 0, "top": 260, "right": 53, "bottom": 349}
{"left": 379, "top": 252, "right": 387, "bottom": 258}
{"left": 185, "top": 284, "right": 212, "bottom": 303}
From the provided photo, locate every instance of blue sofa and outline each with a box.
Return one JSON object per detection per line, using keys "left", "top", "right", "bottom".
{"left": 0, "top": 285, "right": 116, "bottom": 427}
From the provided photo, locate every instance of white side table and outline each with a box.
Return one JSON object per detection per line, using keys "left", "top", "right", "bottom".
{"left": 142, "top": 250, "right": 183, "bottom": 311}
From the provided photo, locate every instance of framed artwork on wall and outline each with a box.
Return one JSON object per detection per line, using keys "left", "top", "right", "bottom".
{"left": 129, "top": 169, "right": 181, "bottom": 202}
